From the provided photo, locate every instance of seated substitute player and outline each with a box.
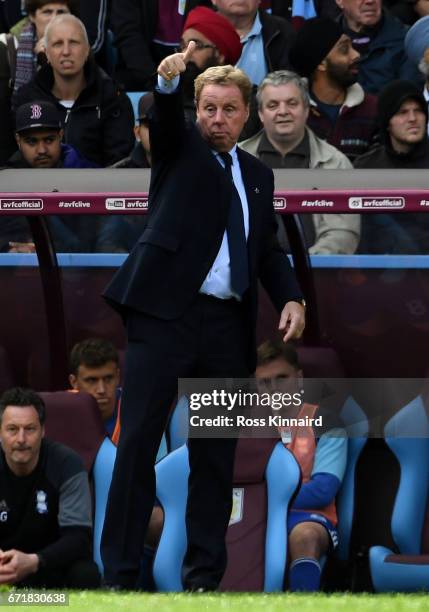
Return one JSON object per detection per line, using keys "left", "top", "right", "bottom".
{"left": 68, "top": 337, "right": 168, "bottom": 459}
{"left": 68, "top": 338, "right": 121, "bottom": 441}
{"left": 256, "top": 340, "right": 347, "bottom": 592}
{"left": 0, "top": 387, "right": 100, "bottom": 588}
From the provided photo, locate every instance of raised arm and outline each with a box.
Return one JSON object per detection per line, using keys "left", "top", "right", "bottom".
{"left": 157, "top": 41, "right": 197, "bottom": 81}
{"left": 150, "top": 42, "right": 197, "bottom": 163}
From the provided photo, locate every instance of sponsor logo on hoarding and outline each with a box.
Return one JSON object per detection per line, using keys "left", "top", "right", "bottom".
{"left": 106, "top": 198, "right": 125, "bottom": 210}
{"left": 302, "top": 200, "right": 333, "bottom": 207}
{"left": 420, "top": 200, "right": 429, "bottom": 207}
{"left": 0, "top": 199, "right": 43, "bottom": 211}
{"left": 273, "top": 197, "right": 287, "bottom": 210}
{"left": 105, "top": 198, "right": 148, "bottom": 210}
{"left": 349, "top": 196, "right": 405, "bottom": 209}
{"left": 58, "top": 200, "right": 91, "bottom": 208}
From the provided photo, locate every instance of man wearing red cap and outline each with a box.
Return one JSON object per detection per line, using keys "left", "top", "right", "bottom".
{"left": 182, "top": 6, "right": 242, "bottom": 65}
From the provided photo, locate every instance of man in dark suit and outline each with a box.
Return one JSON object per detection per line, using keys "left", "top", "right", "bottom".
{"left": 101, "top": 41, "right": 306, "bottom": 591}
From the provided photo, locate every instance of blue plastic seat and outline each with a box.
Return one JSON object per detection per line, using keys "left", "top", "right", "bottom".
{"left": 336, "top": 396, "right": 369, "bottom": 562}
{"left": 91, "top": 433, "right": 167, "bottom": 574}
{"left": 92, "top": 436, "right": 117, "bottom": 573}
{"left": 126, "top": 91, "right": 149, "bottom": 123}
{"left": 369, "top": 395, "right": 429, "bottom": 592}
{"left": 153, "top": 441, "right": 301, "bottom": 592}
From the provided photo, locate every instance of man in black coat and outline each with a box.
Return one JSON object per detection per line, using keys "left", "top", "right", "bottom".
{"left": 101, "top": 41, "right": 305, "bottom": 591}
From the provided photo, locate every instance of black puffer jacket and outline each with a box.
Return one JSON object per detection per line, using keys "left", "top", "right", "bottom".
{"left": 354, "top": 138, "right": 429, "bottom": 170}
{"left": 13, "top": 56, "right": 135, "bottom": 167}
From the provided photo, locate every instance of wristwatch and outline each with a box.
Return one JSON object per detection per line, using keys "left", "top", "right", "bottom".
{"left": 298, "top": 298, "right": 306, "bottom": 310}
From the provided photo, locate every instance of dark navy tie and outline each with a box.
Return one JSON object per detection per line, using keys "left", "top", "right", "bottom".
{"left": 219, "top": 152, "right": 249, "bottom": 297}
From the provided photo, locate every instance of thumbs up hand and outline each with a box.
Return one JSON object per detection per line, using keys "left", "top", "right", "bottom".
{"left": 157, "top": 41, "right": 197, "bottom": 80}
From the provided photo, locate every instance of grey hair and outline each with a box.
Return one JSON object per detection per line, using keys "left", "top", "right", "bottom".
{"left": 44, "top": 13, "right": 89, "bottom": 47}
{"left": 256, "top": 70, "right": 310, "bottom": 110}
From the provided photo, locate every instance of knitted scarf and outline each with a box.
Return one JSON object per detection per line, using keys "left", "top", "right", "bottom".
{"left": 14, "top": 21, "right": 38, "bottom": 93}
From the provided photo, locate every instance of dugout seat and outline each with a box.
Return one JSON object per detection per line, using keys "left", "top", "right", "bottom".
{"left": 369, "top": 395, "right": 429, "bottom": 592}
{"left": 336, "top": 396, "right": 369, "bottom": 562}
{"left": 291, "top": 348, "right": 369, "bottom": 590}
{"left": 92, "top": 436, "right": 117, "bottom": 573}
{"left": 126, "top": 91, "right": 149, "bottom": 122}
{"left": 153, "top": 438, "right": 301, "bottom": 592}
{"left": 90, "top": 431, "right": 168, "bottom": 575}
{"left": 41, "top": 390, "right": 106, "bottom": 472}
{"left": 165, "top": 346, "right": 371, "bottom": 589}
{"left": 90, "top": 434, "right": 167, "bottom": 575}
{"left": 328, "top": 379, "right": 429, "bottom": 592}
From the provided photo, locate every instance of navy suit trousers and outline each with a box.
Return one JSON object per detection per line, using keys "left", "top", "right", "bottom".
{"left": 101, "top": 293, "right": 250, "bottom": 589}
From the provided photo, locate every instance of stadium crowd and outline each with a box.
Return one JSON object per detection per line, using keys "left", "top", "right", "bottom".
{"left": 0, "top": 0, "right": 429, "bottom": 593}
